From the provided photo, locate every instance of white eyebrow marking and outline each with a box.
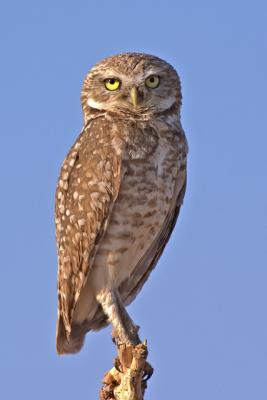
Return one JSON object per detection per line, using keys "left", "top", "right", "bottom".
{"left": 144, "top": 68, "right": 162, "bottom": 76}
{"left": 87, "top": 97, "right": 105, "bottom": 110}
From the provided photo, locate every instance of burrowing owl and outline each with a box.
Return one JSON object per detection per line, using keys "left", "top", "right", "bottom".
{"left": 55, "top": 52, "right": 188, "bottom": 354}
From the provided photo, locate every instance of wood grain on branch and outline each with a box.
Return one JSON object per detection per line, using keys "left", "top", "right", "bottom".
{"left": 100, "top": 338, "right": 153, "bottom": 400}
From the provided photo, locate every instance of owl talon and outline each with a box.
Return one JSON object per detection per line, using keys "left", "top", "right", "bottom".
{"left": 114, "top": 357, "right": 122, "bottom": 372}
{"left": 142, "top": 361, "right": 154, "bottom": 381}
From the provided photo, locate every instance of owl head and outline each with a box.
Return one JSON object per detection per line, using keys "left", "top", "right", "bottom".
{"left": 81, "top": 53, "right": 182, "bottom": 121}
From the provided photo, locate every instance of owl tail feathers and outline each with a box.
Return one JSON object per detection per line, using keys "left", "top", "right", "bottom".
{"left": 56, "top": 317, "right": 86, "bottom": 355}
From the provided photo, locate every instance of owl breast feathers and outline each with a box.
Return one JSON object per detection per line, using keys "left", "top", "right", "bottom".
{"left": 55, "top": 52, "right": 188, "bottom": 354}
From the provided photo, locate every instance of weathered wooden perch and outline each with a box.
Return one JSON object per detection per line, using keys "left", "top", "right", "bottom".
{"left": 99, "top": 334, "right": 153, "bottom": 400}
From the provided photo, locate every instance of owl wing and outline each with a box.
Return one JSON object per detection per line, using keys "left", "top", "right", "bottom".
{"left": 120, "top": 169, "right": 187, "bottom": 305}
{"left": 55, "top": 119, "right": 124, "bottom": 338}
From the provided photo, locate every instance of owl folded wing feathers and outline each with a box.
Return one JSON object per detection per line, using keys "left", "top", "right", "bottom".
{"left": 55, "top": 121, "right": 125, "bottom": 341}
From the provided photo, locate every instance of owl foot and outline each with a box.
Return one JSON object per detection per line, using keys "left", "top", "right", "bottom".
{"left": 100, "top": 340, "right": 153, "bottom": 400}
{"left": 112, "top": 323, "right": 140, "bottom": 348}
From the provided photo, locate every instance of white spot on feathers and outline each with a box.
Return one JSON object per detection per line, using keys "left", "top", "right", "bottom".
{"left": 78, "top": 218, "right": 86, "bottom": 227}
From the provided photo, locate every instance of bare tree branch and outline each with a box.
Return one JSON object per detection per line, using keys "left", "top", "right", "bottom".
{"left": 100, "top": 335, "right": 153, "bottom": 400}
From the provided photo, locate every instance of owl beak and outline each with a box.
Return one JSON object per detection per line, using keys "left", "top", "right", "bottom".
{"left": 130, "top": 87, "right": 138, "bottom": 107}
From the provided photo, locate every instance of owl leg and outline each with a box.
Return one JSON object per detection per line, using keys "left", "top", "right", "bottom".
{"left": 96, "top": 290, "right": 140, "bottom": 345}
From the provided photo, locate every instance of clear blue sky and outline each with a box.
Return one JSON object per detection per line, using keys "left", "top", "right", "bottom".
{"left": 0, "top": 1, "right": 266, "bottom": 399}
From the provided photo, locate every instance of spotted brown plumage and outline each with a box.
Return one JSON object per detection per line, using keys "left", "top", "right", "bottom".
{"left": 55, "top": 52, "right": 188, "bottom": 354}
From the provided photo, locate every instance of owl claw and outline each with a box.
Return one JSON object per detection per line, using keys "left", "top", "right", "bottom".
{"left": 114, "top": 356, "right": 123, "bottom": 372}
{"left": 142, "top": 361, "right": 154, "bottom": 382}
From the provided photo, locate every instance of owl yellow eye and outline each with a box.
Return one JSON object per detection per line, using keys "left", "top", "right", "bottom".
{"left": 104, "top": 78, "right": 121, "bottom": 91}
{"left": 145, "top": 75, "right": 160, "bottom": 89}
